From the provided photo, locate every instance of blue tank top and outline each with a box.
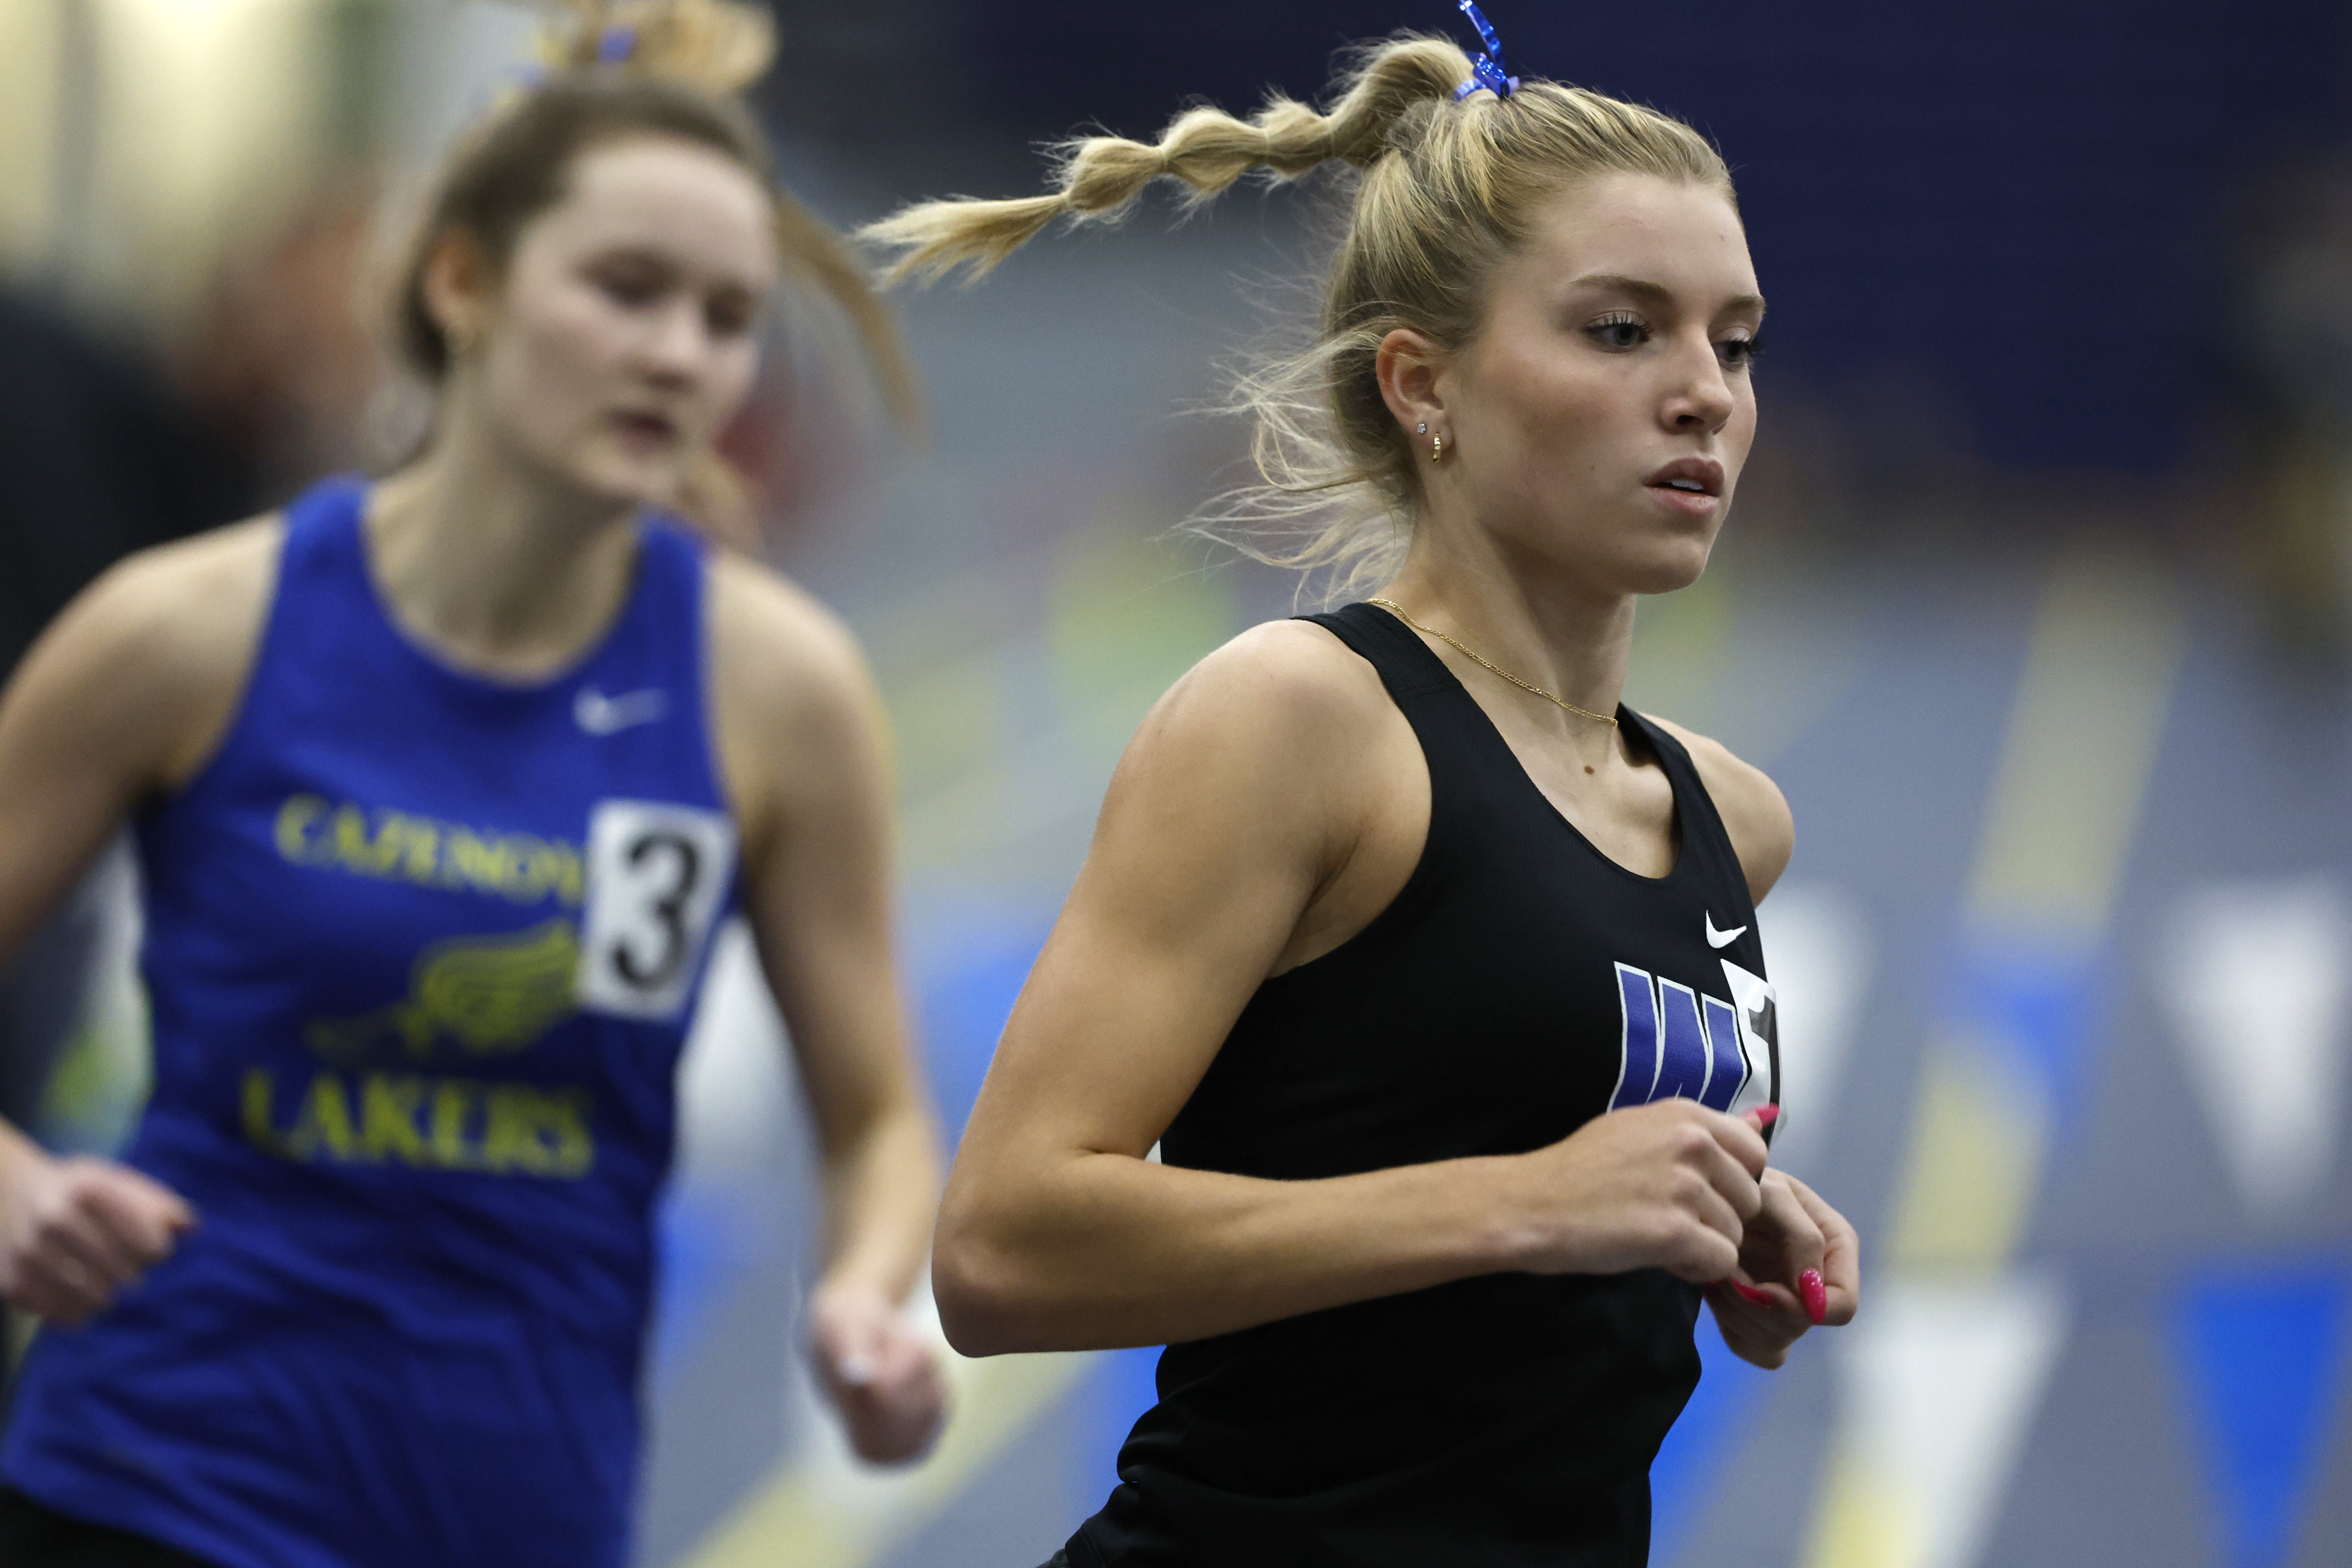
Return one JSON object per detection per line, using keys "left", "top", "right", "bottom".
{"left": 3, "top": 478, "right": 742, "bottom": 1568}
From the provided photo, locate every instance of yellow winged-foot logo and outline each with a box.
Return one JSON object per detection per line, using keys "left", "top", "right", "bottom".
{"left": 306, "top": 920, "right": 580, "bottom": 1066}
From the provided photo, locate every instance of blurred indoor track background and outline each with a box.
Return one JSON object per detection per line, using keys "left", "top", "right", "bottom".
{"left": 2, "top": 4, "right": 2350, "bottom": 1567}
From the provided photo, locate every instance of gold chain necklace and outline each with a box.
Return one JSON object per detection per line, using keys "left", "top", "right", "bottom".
{"left": 1367, "top": 599, "right": 1619, "bottom": 728}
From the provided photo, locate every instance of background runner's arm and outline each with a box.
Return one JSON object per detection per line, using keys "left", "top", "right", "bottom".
{"left": 0, "top": 523, "right": 273, "bottom": 1321}
{"left": 710, "top": 557, "right": 944, "bottom": 1463}
{"left": 936, "top": 624, "right": 1771, "bottom": 1355}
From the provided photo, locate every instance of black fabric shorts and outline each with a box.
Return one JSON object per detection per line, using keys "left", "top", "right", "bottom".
{"left": 0, "top": 1489, "right": 218, "bottom": 1568}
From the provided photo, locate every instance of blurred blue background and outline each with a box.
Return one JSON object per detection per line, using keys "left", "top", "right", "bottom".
{"left": 1, "top": 3, "right": 2349, "bottom": 1567}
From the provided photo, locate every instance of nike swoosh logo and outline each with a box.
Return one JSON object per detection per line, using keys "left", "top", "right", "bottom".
{"left": 575, "top": 687, "right": 669, "bottom": 736}
{"left": 1705, "top": 913, "right": 1748, "bottom": 949}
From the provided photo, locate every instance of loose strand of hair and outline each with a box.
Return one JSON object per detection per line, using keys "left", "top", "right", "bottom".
{"left": 771, "top": 186, "right": 924, "bottom": 430}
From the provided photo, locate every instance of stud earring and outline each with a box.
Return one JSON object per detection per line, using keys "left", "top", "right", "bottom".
{"left": 1416, "top": 422, "right": 1428, "bottom": 435}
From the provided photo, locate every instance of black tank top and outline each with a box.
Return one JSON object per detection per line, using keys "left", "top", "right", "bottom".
{"left": 1067, "top": 603, "right": 1782, "bottom": 1568}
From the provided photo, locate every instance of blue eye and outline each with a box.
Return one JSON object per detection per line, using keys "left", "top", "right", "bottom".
{"left": 1588, "top": 314, "right": 1648, "bottom": 351}
{"left": 1718, "top": 334, "right": 1765, "bottom": 368}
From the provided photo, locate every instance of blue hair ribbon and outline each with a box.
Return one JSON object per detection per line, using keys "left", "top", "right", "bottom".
{"left": 597, "top": 24, "right": 639, "bottom": 65}
{"left": 1452, "top": 1, "right": 1520, "bottom": 100}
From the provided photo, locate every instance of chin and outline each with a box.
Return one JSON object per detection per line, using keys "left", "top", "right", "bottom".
{"left": 1617, "top": 542, "right": 1717, "bottom": 597}
{"left": 568, "top": 452, "right": 686, "bottom": 515}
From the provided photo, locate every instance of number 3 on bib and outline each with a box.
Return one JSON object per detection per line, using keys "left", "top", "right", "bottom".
{"left": 576, "top": 800, "right": 738, "bottom": 1021}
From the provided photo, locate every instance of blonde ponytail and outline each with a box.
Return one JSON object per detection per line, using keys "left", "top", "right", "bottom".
{"left": 859, "top": 37, "right": 1473, "bottom": 287}
{"left": 862, "top": 33, "right": 1733, "bottom": 601}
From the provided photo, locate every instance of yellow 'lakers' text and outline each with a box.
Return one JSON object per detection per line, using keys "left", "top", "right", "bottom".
{"left": 243, "top": 1068, "right": 595, "bottom": 1179}
{"left": 274, "top": 795, "right": 584, "bottom": 907}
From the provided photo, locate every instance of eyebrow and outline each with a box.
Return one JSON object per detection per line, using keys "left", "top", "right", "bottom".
{"left": 588, "top": 244, "right": 764, "bottom": 292}
{"left": 1569, "top": 272, "right": 1767, "bottom": 316}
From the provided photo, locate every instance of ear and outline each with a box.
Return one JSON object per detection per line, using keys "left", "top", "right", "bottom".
{"left": 1374, "top": 327, "right": 1447, "bottom": 439}
{"left": 420, "top": 228, "right": 497, "bottom": 358}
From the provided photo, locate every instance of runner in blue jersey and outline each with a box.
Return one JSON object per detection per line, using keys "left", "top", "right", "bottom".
{"left": 0, "top": 4, "right": 945, "bottom": 1564}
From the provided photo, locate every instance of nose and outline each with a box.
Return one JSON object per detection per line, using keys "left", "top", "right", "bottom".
{"left": 637, "top": 298, "right": 710, "bottom": 385}
{"left": 1660, "top": 332, "right": 1737, "bottom": 436}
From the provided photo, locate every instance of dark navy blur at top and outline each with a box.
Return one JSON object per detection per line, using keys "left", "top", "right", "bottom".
{"left": 2, "top": 477, "right": 741, "bottom": 1568}
{"left": 1067, "top": 602, "right": 1782, "bottom": 1568}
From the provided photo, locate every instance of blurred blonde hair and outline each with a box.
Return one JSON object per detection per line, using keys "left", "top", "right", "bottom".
{"left": 399, "top": 0, "right": 917, "bottom": 541}
{"left": 862, "top": 34, "right": 1733, "bottom": 599}
{"left": 530, "top": 0, "right": 776, "bottom": 91}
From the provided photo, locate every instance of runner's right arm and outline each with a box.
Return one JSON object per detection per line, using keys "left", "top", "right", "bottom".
{"left": 0, "top": 521, "right": 277, "bottom": 1323}
{"left": 933, "top": 621, "right": 1770, "bottom": 1356}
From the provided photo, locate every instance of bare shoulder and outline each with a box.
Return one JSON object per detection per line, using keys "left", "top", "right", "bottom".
{"left": 704, "top": 551, "right": 886, "bottom": 829}
{"left": 1138, "top": 617, "right": 1392, "bottom": 756}
{"left": 8, "top": 515, "right": 284, "bottom": 786}
{"left": 705, "top": 549, "right": 870, "bottom": 720}
{"left": 1100, "top": 617, "right": 1403, "bottom": 862}
{"left": 1645, "top": 716, "right": 1794, "bottom": 902}
{"left": 78, "top": 515, "right": 281, "bottom": 654}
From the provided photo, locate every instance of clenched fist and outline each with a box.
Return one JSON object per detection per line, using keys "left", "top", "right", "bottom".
{"left": 1503, "top": 1099, "right": 1772, "bottom": 1283}
{"left": 0, "top": 1148, "right": 197, "bottom": 1326}
{"left": 807, "top": 1279, "right": 948, "bottom": 1465}
{"left": 1704, "top": 1168, "right": 1860, "bottom": 1369}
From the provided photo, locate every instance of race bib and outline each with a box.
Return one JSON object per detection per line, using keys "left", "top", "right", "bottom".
{"left": 576, "top": 800, "right": 737, "bottom": 1021}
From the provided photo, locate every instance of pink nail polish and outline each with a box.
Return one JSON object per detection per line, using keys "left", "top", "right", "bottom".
{"left": 1730, "top": 1281, "right": 1776, "bottom": 1309}
{"left": 1751, "top": 1103, "right": 1780, "bottom": 1130}
{"left": 1799, "top": 1269, "right": 1828, "bottom": 1325}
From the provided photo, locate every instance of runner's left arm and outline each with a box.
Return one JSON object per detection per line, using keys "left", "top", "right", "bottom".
{"left": 709, "top": 556, "right": 945, "bottom": 1464}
